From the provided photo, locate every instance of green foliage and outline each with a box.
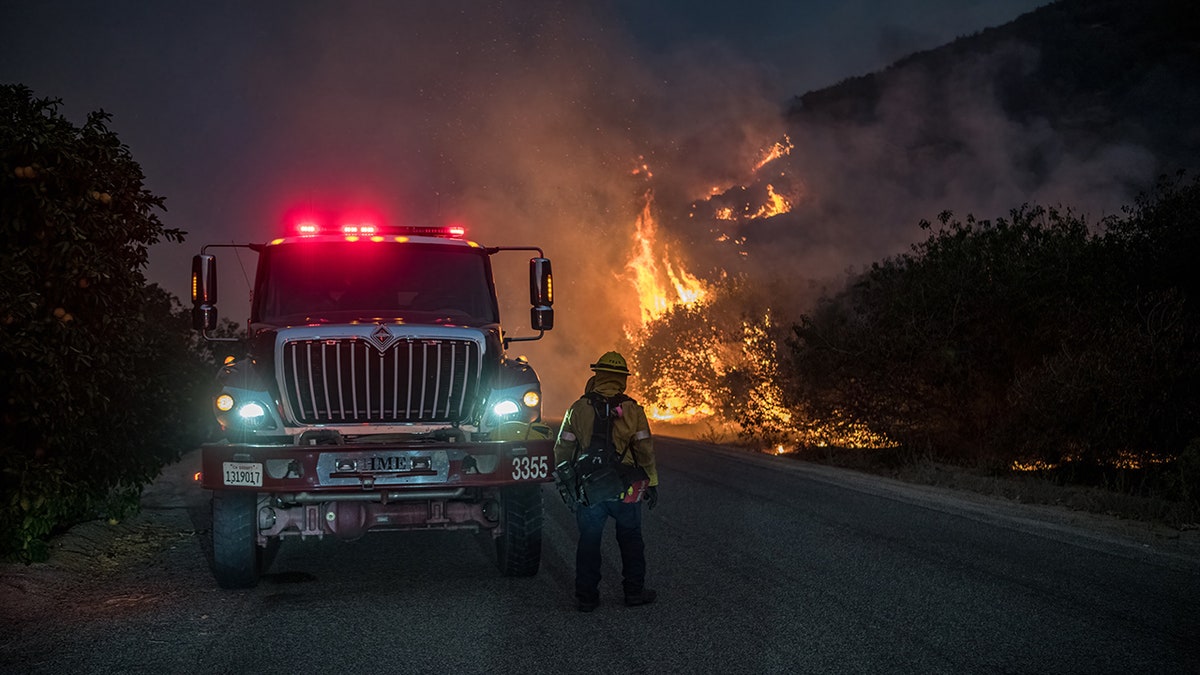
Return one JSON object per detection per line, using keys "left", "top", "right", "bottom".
{"left": 0, "top": 85, "right": 211, "bottom": 561}
{"left": 1003, "top": 175, "right": 1200, "bottom": 469}
{"left": 787, "top": 204, "right": 1095, "bottom": 458}
{"left": 784, "top": 175, "right": 1200, "bottom": 479}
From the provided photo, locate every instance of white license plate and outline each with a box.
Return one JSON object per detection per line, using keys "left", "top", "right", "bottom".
{"left": 222, "top": 462, "right": 263, "bottom": 487}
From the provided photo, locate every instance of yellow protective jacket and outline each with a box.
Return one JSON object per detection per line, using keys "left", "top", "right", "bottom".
{"left": 554, "top": 371, "right": 657, "bottom": 487}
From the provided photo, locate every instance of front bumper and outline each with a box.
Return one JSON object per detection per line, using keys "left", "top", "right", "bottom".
{"left": 199, "top": 439, "right": 555, "bottom": 493}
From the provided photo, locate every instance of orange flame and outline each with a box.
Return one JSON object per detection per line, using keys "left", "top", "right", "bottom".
{"left": 751, "top": 184, "right": 792, "bottom": 219}
{"left": 626, "top": 190, "right": 708, "bottom": 326}
{"left": 619, "top": 146, "right": 883, "bottom": 445}
{"left": 623, "top": 188, "right": 714, "bottom": 423}
{"left": 753, "top": 135, "right": 794, "bottom": 172}
{"left": 699, "top": 182, "right": 796, "bottom": 228}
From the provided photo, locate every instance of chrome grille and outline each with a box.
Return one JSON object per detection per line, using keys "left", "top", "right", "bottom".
{"left": 281, "top": 337, "right": 481, "bottom": 424}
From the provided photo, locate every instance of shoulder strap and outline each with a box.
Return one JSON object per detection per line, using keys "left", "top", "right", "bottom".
{"left": 579, "top": 392, "right": 645, "bottom": 465}
{"left": 589, "top": 393, "right": 613, "bottom": 456}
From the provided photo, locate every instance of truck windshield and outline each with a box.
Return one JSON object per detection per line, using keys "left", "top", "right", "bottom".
{"left": 255, "top": 241, "right": 498, "bottom": 325}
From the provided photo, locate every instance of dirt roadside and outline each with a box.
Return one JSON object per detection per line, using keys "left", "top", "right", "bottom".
{"left": 0, "top": 451, "right": 204, "bottom": 625}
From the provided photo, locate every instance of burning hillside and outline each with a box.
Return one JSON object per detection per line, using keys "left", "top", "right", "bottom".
{"left": 614, "top": 142, "right": 893, "bottom": 449}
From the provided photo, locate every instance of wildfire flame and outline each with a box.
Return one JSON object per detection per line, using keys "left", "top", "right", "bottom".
{"left": 754, "top": 135, "right": 794, "bottom": 171}
{"left": 705, "top": 184, "right": 794, "bottom": 223}
{"left": 751, "top": 184, "right": 791, "bottom": 219}
{"left": 626, "top": 190, "right": 708, "bottom": 326}
{"left": 622, "top": 187, "right": 714, "bottom": 422}
{"left": 619, "top": 144, "right": 888, "bottom": 449}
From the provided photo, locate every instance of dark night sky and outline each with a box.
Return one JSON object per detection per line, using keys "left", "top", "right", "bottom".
{"left": 1, "top": 0, "right": 1049, "bottom": 413}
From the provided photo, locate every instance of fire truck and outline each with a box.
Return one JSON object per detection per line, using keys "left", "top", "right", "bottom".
{"left": 190, "top": 220, "right": 555, "bottom": 588}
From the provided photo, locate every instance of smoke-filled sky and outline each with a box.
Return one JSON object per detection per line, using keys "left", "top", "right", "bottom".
{"left": 2, "top": 0, "right": 1055, "bottom": 414}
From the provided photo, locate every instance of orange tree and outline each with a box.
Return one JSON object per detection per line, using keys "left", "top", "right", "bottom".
{"left": 0, "top": 85, "right": 212, "bottom": 560}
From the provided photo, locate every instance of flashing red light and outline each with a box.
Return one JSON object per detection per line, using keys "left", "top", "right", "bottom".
{"left": 284, "top": 220, "right": 465, "bottom": 240}
{"left": 401, "top": 225, "right": 466, "bottom": 238}
{"left": 341, "top": 223, "right": 378, "bottom": 235}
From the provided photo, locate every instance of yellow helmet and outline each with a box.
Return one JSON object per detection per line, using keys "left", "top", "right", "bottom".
{"left": 590, "top": 351, "right": 630, "bottom": 375}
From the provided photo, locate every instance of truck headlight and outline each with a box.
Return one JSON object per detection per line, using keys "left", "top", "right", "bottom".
{"left": 484, "top": 386, "right": 542, "bottom": 429}
{"left": 492, "top": 400, "right": 520, "bottom": 417}
{"left": 236, "top": 401, "right": 274, "bottom": 429}
{"left": 214, "top": 389, "right": 278, "bottom": 431}
{"left": 238, "top": 402, "right": 267, "bottom": 421}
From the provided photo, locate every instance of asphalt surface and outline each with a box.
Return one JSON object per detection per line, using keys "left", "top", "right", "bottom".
{"left": 1, "top": 438, "right": 1197, "bottom": 674}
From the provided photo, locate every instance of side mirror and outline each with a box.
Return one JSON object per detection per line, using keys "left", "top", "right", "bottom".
{"left": 192, "top": 305, "right": 218, "bottom": 331}
{"left": 191, "top": 254, "right": 218, "bottom": 331}
{"left": 531, "top": 306, "right": 554, "bottom": 331}
{"left": 529, "top": 257, "right": 553, "bottom": 332}
{"left": 529, "top": 257, "right": 552, "bottom": 307}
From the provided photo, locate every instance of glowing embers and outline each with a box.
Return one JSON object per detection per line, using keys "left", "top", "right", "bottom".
{"left": 695, "top": 182, "right": 798, "bottom": 225}
{"left": 753, "top": 135, "right": 794, "bottom": 172}
{"left": 788, "top": 411, "right": 896, "bottom": 450}
{"left": 687, "top": 135, "right": 801, "bottom": 250}
{"left": 1010, "top": 451, "right": 1170, "bottom": 472}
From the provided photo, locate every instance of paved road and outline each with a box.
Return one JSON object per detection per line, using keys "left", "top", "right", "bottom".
{"left": 2, "top": 438, "right": 1197, "bottom": 674}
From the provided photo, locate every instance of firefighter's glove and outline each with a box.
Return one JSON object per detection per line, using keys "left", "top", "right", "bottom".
{"left": 646, "top": 486, "right": 659, "bottom": 511}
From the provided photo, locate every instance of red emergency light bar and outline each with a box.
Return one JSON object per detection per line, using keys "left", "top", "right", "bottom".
{"left": 290, "top": 222, "right": 464, "bottom": 239}
{"left": 405, "top": 225, "right": 466, "bottom": 238}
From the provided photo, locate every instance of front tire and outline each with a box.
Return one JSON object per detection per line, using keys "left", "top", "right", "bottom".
{"left": 212, "top": 490, "right": 267, "bottom": 589}
{"left": 496, "top": 485, "right": 543, "bottom": 577}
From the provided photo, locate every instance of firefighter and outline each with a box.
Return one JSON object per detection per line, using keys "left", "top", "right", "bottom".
{"left": 554, "top": 351, "right": 659, "bottom": 612}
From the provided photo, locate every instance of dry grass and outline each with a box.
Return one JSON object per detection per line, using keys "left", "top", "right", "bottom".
{"left": 658, "top": 419, "right": 1199, "bottom": 530}
{"left": 783, "top": 444, "right": 1200, "bottom": 530}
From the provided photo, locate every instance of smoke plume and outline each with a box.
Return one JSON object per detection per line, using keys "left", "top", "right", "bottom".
{"left": 217, "top": 3, "right": 791, "bottom": 415}
{"left": 162, "top": 3, "right": 1159, "bottom": 417}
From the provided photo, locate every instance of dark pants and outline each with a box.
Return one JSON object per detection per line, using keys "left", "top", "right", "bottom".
{"left": 574, "top": 499, "right": 646, "bottom": 602}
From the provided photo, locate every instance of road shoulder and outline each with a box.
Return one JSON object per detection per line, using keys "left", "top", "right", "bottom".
{"left": 688, "top": 439, "right": 1200, "bottom": 568}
